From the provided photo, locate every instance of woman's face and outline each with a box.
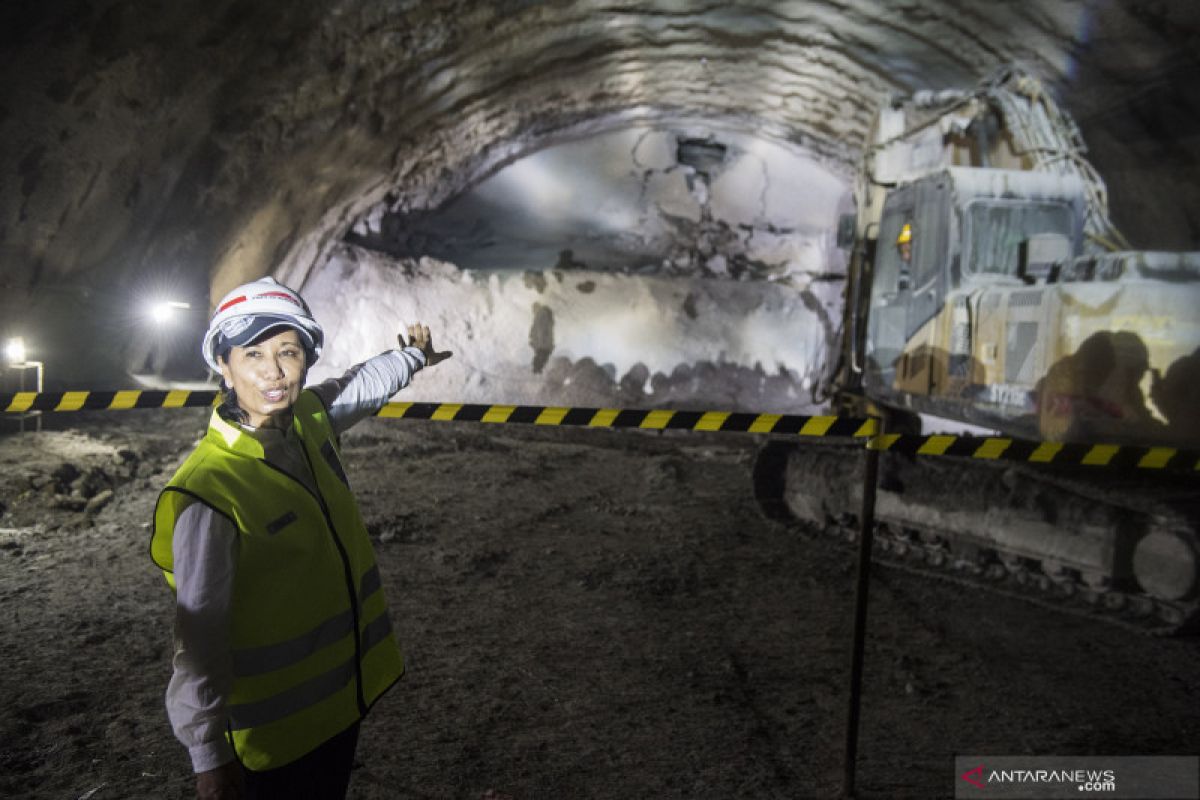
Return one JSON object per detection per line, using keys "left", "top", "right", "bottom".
{"left": 218, "top": 329, "right": 308, "bottom": 428}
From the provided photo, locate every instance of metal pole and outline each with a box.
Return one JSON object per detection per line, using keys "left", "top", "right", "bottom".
{"left": 842, "top": 414, "right": 884, "bottom": 799}
{"left": 17, "top": 364, "right": 25, "bottom": 434}
{"left": 34, "top": 362, "right": 43, "bottom": 432}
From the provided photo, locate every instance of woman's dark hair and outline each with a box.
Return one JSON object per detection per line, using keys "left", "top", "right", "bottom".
{"left": 216, "top": 382, "right": 250, "bottom": 425}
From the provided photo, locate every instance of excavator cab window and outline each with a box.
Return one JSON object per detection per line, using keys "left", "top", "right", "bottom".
{"left": 964, "top": 199, "right": 1073, "bottom": 278}
{"left": 911, "top": 180, "right": 949, "bottom": 291}
{"left": 876, "top": 201, "right": 916, "bottom": 296}
{"left": 875, "top": 180, "right": 947, "bottom": 297}
{"left": 865, "top": 180, "right": 954, "bottom": 399}
{"left": 865, "top": 197, "right": 917, "bottom": 391}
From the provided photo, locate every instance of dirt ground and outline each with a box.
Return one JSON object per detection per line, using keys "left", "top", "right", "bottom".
{"left": 0, "top": 410, "right": 1197, "bottom": 799}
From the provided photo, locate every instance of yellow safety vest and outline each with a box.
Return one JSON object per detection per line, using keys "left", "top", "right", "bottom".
{"left": 151, "top": 390, "right": 404, "bottom": 771}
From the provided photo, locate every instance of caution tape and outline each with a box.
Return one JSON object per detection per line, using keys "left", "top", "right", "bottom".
{"left": 864, "top": 431, "right": 1198, "bottom": 472}
{"left": 2, "top": 391, "right": 1197, "bottom": 472}
{"left": 375, "top": 401, "right": 877, "bottom": 437}
{"left": 1, "top": 389, "right": 215, "bottom": 412}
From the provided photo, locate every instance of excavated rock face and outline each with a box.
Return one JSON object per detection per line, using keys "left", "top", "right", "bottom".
{"left": 1, "top": 1, "right": 1197, "bottom": 388}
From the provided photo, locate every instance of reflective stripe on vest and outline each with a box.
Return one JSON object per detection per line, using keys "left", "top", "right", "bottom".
{"left": 229, "top": 612, "right": 394, "bottom": 731}
{"left": 151, "top": 390, "right": 404, "bottom": 771}
{"left": 231, "top": 565, "right": 385, "bottom": 677}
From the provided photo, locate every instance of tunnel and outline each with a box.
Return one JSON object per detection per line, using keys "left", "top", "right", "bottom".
{"left": 2, "top": 2, "right": 1200, "bottom": 799}
{"left": 3, "top": 0, "right": 1199, "bottom": 398}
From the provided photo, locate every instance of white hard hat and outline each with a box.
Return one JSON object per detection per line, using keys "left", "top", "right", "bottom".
{"left": 201, "top": 277, "right": 324, "bottom": 373}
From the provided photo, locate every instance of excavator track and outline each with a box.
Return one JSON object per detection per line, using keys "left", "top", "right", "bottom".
{"left": 753, "top": 439, "right": 1200, "bottom": 636}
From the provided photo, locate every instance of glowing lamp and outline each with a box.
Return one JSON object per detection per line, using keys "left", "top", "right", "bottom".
{"left": 5, "top": 337, "right": 26, "bottom": 365}
{"left": 150, "top": 300, "right": 191, "bottom": 325}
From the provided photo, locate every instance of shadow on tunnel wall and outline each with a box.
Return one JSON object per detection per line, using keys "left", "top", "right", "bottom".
{"left": 1150, "top": 347, "right": 1200, "bottom": 443}
{"left": 1031, "top": 331, "right": 1163, "bottom": 445}
{"left": 866, "top": 333, "right": 1199, "bottom": 450}
{"left": 1022, "top": 331, "right": 1200, "bottom": 449}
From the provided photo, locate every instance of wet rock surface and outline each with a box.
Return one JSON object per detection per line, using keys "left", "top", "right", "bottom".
{"left": 0, "top": 412, "right": 1197, "bottom": 798}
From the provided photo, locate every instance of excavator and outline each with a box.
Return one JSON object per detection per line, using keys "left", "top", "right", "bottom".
{"left": 755, "top": 67, "right": 1200, "bottom": 633}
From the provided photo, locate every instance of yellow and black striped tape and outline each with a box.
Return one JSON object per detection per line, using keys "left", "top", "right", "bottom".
{"left": 375, "top": 401, "right": 877, "bottom": 437}
{"left": 863, "top": 431, "right": 1197, "bottom": 472}
{"left": 2, "top": 389, "right": 214, "bottom": 413}
{"left": 3, "top": 391, "right": 1197, "bottom": 472}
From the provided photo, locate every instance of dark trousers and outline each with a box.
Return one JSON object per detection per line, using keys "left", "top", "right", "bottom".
{"left": 242, "top": 722, "right": 360, "bottom": 800}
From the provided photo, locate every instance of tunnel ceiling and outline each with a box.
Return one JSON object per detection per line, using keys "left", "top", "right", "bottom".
{"left": 2, "top": 0, "right": 1199, "bottom": 310}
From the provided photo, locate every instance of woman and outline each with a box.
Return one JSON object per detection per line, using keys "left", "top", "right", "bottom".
{"left": 151, "top": 277, "right": 450, "bottom": 799}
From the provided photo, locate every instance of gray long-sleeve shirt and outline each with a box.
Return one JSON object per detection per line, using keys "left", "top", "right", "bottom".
{"left": 167, "top": 347, "right": 425, "bottom": 772}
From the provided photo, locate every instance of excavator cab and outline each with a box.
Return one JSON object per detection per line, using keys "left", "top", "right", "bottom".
{"left": 858, "top": 167, "right": 1200, "bottom": 448}
{"left": 861, "top": 169, "right": 1081, "bottom": 423}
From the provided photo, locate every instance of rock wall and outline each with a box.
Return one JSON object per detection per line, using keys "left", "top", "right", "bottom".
{"left": 305, "top": 245, "right": 842, "bottom": 413}
{"left": 350, "top": 125, "right": 853, "bottom": 280}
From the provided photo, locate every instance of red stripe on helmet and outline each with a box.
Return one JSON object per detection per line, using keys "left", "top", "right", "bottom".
{"left": 217, "top": 295, "right": 247, "bottom": 313}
